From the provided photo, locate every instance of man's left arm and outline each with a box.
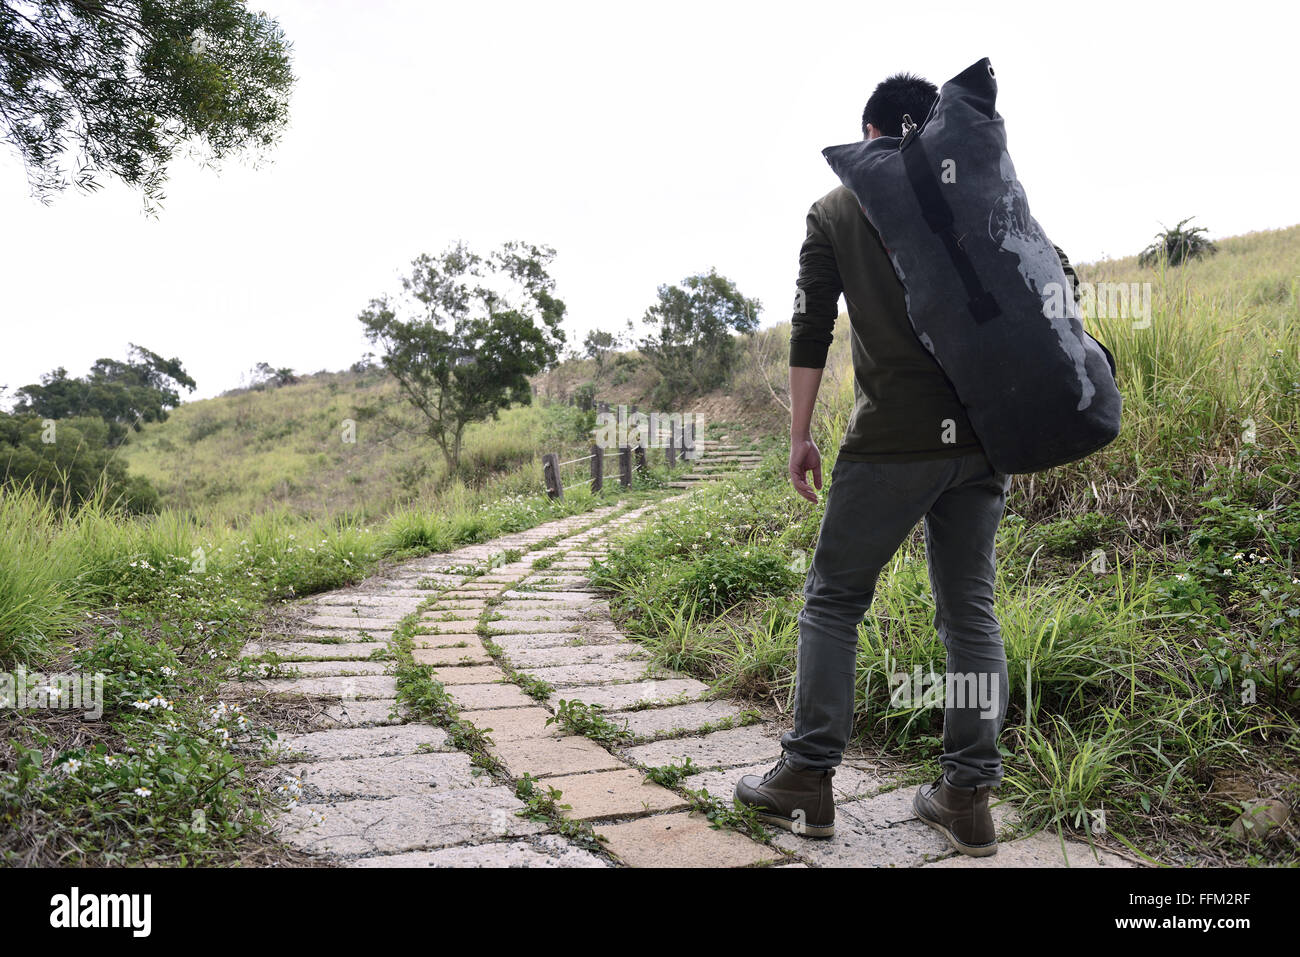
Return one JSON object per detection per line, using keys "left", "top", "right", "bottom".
{"left": 788, "top": 202, "right": 843, "bottom": 503}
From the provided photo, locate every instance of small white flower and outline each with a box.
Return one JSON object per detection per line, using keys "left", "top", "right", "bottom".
{"left": 62, "top": 759, "right": 82, "bottom": 774}
{"left": 133, "top": 786, "right": 152, "bottom": 798}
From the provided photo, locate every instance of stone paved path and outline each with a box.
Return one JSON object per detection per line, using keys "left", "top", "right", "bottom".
{"left": 231, "top": 493, "right": 1142, "bottom": 868}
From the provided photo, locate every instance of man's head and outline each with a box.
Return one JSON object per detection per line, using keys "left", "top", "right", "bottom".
{"left": 862, "top": 72, "right": 938, "bottom": 140}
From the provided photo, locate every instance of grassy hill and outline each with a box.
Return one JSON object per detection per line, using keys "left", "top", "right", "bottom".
{"left": 119, "top": 368, "right": 600, "bottom": 523}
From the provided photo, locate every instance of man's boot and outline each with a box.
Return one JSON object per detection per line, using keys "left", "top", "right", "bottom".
{"left": 913, "top": 774, "right": 998, "bottom": 857}
{"left": 733, "top": 754, "right": 835, "bottom": 838}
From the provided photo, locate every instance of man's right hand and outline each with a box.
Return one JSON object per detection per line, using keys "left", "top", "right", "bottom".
{"left": 789, "top": 435, "right": 823, "bottom": 503}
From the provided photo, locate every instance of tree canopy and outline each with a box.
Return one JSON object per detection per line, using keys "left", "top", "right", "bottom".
{"left": 0, "top": 0, "right": 294, "bottom": 208}
{"left": 357, "top": 241, "right": 567, "bottom": 472}
{"left": 11, "top": 342, "right": 196, "bottom": 446}
{"left": 638, "top": 268, "right": 760, "bottom": 405}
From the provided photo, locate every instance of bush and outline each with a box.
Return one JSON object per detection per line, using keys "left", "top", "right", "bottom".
{"left": 1138, "top": 217, "right": 1218, "bottom": 268}
{"left": 0, "top": 414, "right": 159, "bottom": 514}
{"left": 677, "top": 546, "right": 800, "bottom": 613}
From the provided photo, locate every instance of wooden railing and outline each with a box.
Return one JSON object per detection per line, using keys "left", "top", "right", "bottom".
{"left": 540, "top": 415, "right": 698, "bottom": 499}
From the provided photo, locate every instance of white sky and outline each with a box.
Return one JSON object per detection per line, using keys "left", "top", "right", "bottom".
{"left": 2, "top": 0, "right": 1298, "bottom": 401}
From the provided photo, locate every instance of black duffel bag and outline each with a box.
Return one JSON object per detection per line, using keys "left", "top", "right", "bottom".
{"left": 822, "top": 57, "right": 1122, "bottom": 474}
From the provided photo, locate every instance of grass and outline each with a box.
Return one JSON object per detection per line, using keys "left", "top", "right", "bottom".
{"left": 547, "top": 698, "right": 632, "bottom": 744}
{"left": 119, "top": 369, "right": 604, "bottom": 522}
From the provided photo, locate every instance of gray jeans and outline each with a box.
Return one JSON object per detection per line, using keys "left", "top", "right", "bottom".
{"left": 780, "top": 451, "right": 1011, "bottom": 788}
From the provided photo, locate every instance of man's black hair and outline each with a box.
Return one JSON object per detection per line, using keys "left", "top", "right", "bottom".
{"left": 861, "top": 72, "right": 939, "bottom": 138}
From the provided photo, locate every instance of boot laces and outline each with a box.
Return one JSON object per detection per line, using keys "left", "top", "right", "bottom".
{"left": 761, "top": 755, "right": 788, "bottom": 783}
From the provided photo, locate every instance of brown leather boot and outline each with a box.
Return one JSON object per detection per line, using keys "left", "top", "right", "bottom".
{"left": 733, "top": 754, "right": 835, "bottom": 838}
{"left": 913, "top": 774, "right": 998, "bottom": 857}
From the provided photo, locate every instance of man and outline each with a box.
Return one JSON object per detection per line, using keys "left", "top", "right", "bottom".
{"left": 733, "top": 72, "right": 1081, "bottom": 856}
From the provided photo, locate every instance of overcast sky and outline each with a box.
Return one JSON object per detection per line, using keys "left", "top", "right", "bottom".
{"left": 2, "top": 0, "right": 1297, "bottom": 402}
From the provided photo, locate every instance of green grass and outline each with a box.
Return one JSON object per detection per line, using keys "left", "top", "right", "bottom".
{"left": 119, "top": 369, "right": 603, "bottom": 522}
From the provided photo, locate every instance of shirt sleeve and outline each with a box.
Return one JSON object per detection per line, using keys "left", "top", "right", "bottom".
{"left": 789, "top": 202, "right": 843, "bottom": 368}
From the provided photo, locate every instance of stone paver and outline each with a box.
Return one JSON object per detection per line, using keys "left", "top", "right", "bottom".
{"left": 232, "top": 675, "right": 397, "bottom": 699}
{"left": 349, "top": 836, "right": 609, "bottom": 868}
{"left": 520, "top": 661, "right": 651, "bottom": 686}
{"left": 278, "top": 788, "right": 548, "bottom": 856}
{"left": 623, "top": 725, "right": 782, "bottom": 770}
{"left": 608, "top": 700, "right": 747, "bottom": 740}
{"left": 412, "top": 633, "right": 483, "bottom": 648}
{"left": 460, "top": 706, "right": 565, "bottom": 741}
{"left": 490, "top": 632, "right": 622, "bottom": 652}
{"left": 505, "top": 643, "right": 646, "bottom": 667}
{"left": 426, "top": 664, "right": 507, "bottom": 685}
{"left": 491, "top": 736, "right": 627, "bottom": 778}
{"left": 921, "top": 830, "right": 1136, "bottom": 867}
{"left": 412, "top": 646, "right": 494, "bottom": 666}
{"left": 306, "top": 698, "right": 406, "bottom": 729}
{"left": 547, "top": 768, "right": 689, "bottom": 820}
{"left": 595, "top": 811, "right": 778, "bottom": 868}
{"left": 243, "top": 640, "right": 387, "bottom": 660}
{"left": 547, "top": 678, "right": 709, "bottom": 711}
{"left": 446, "top": 682, "right": 538, "bottom": 710}
{"left": 262, "top": 660, "right": 391, "bottom": 677}
{"left": 276, "top": 724, "right": 452, "bottom": 762}
{"left": 288, "top": 752, "right": 489, "bottom": 800}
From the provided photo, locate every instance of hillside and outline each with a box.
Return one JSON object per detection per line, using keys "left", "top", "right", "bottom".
{"left": 119, "top": 368, "right": 600, "bottom": 523}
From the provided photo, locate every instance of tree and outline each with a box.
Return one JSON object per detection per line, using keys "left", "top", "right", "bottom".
{"left": 0, "top": 0, "right": 294, "bottom": 209}
{"left": 12, "top": 342, "right": 196, "bottom": 446}
{"left": 357, "top": 241, "right": 566, "bottom": 472}
{"left": 247, "top": 361, "right": 297, "bottom": 389}
{"left": 583, "top": 329, "right": 618, "bottom": 374}
{"left": 1139, "top": 217, "right": 1218, "bottom": 268}
{"left": 639, "top": 268, "right": 760, "bottom": 405}
{"left": 0, "top": 412, "right": 159, "bottom": 511}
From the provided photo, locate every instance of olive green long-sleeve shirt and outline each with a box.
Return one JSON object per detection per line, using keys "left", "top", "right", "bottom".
{"left": 789, "top": 184, "right": 1080, "bottom": 462}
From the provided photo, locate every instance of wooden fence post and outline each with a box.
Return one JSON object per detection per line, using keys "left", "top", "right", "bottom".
{"left": 666, "top": 429, "right": 677, "bottom": 467}
{"left": 634, "top": 443, "right": 647, "bottom": 474}
{"left": 542, "top": 452, "right": 563, "bottom": 499}
{"left": 590, "top": 444, "right": 604, "bottom": 493}
{"left": 619, "top": 445, "right": 632, "bottom": 487}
